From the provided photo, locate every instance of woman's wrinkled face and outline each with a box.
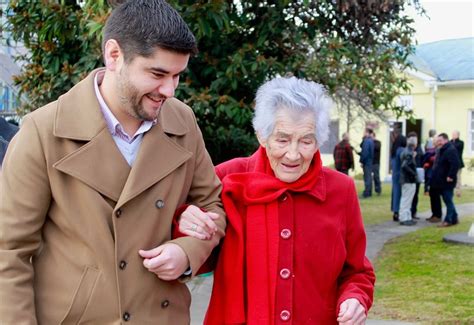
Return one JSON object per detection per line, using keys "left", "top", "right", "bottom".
{"left": 258, "top": 108, "right": 318, "bottom": 183}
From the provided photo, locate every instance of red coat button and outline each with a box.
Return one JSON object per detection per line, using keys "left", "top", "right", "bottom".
{"left": 280, "top": 268, "right": 291, "bottom": 279}
{"left": 280, "top": 229, "right": 292, "bottom": 239}
{"left": 280, "top": 310, "right": 291, "bottom": 321}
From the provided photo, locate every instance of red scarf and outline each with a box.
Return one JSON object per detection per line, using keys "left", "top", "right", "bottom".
{"left": 205, "top": 146, "right": 322, "bottom": 325}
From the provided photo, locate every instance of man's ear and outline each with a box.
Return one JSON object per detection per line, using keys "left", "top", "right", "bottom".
{"left": 256, "top": 132, "right": 266, "bottom": 148}
{"left": 103, "top": 39, "right": 123, "bottom": 71}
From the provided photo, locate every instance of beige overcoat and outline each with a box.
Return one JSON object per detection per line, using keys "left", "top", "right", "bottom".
{"left": 0, "top": 70, "right": 225, "bottom": 324}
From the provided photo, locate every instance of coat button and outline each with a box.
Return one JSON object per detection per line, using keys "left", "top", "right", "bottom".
{"left": 161, "top": 299, "right": 170, "bottom": 308}
{"left": 119, "top": 260, "right": 127, "bottom": 270}
{"left": 280, "top": 229, "right": 292, "bottom": 239}
{"left": 279, "top": 268, "right": 291, "bottom": 279}
{"left": 115, "top": 209, "right": 122, "bottom": 218}
{"left": 122, "top": 312, "right": 131, "bottom": 321}
{"left": 279, "top": 194, "right": 288, "bottom": 202}
{"left": 155, "top": 199, "right": 165, "bottom": 209}
{"left": 280, "top": 310, "right": 291, "bottom": 321}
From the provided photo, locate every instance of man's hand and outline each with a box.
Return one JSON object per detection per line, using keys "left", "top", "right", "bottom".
{"left": 139, "top": 243, "right": 189, "bottom": 280}
{"left": 447, "top": 177, "right": 454, "bottom": 182}
{"left": 178, "top": 205, "right": 220, "bottom": 240}
{"left": 337, "top": 298, "right": 366, "bottom": 325}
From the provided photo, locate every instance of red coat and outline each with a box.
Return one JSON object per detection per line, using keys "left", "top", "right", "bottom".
{"left": 209, "top": 153, "right": 375, "bottom": 324}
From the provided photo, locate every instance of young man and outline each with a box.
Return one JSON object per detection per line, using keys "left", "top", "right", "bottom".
{"left": 0, "top": 1, "right": 225, "bottom": 324}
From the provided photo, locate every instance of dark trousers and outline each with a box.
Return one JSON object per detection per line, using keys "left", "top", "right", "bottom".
{"left": 372, "top": 163, "right": 381, "bottom": 194}
{"left": 429, "top": 187, "right": 442, "bottom": 218}
{"left": 441, "top": 188, "right": 458, "bottom": 224}
{"left": 363, "top": 164, "right": 373, "bottom": 197}
{"left": 411, "top": 182, "right": 420, "bottom": 215}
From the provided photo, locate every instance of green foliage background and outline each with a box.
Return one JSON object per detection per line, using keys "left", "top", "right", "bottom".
{"left": 2, "top": 0, "right": 420, "bottom": 163}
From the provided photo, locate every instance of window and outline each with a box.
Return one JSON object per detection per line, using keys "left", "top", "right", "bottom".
{"left": 320, "top": 120, "right": 339, "bottom": 154}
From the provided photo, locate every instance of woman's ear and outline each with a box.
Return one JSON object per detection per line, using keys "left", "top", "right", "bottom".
{"left": 256, "top": 132, "right": 266, "bottom": 148}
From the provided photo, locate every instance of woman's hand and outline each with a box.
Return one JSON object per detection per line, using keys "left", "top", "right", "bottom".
{"left": 337, "top": 298, "right": 366, "bottom": 325}
{"left": 178, "top": 205, "right": 220, "bottom": 240}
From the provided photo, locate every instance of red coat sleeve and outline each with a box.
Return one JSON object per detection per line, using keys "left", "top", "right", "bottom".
{"left": 336, "top": 180, "right": 375, "bottom": 313}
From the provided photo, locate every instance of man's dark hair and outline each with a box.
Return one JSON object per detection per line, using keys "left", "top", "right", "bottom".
{"left": 438, "top": 133, "right": 449, "bottom": 140}
{"left": 102, "top": 0, "right": 198, "bottom": 62}
{"left": 365, "top": 128, "right": 374, "bottom": 135}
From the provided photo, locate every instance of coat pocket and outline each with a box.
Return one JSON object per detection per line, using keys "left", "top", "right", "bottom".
{"left": 60, "top": 266, "right": 100, "bottom": 325}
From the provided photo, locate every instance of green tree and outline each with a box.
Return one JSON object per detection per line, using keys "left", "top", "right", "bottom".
{"left": 3, "top": 0, "right": 421, "bottom": 163}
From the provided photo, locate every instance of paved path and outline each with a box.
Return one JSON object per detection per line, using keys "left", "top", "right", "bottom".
{"left": 187, "top": 203, "right": 474, "bottom": 325}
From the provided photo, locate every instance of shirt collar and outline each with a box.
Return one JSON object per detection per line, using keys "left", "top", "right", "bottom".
{"left": 94, "top": 71, "right": 155, "bottom": 142}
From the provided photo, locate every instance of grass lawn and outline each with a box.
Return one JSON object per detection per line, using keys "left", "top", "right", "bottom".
{"left": 370, "top": 216, "right": 474, "bottom": 324}
{"left": 355, "top": 181, "right": 474, "bottom": 226}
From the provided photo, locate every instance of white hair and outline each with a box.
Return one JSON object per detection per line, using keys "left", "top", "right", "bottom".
{"left": 407, "top": 136, "right": 418, "bottom": 148}
{"left": 252, "top": 77, "right": 333, "bottom": 146}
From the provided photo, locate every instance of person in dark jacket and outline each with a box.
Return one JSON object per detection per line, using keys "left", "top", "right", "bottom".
{"left": 399, "top": 136, "right": 418, "bottom": 226}
{"left": 451, "top": 130, "right": 464, "bottom": 197}
{"left": 360, "top": 128, "right": 374, "bottom": 198}
{"left": 390, "top": 128, "right": 406, "bottom": 221}
{"left": 428, "top": 133, "right": 461, "bottom": 227}
{"left": 0, "top": 117, "right": 19, "bottom": 165}
{"left": 372, "top": 133, "right": 381, "bottom": 195}
{"left": 407, "top": 132, "right": 423, "bottom": 220}
{"left": 333, "top": 132, "right": 354, "bottom": 175}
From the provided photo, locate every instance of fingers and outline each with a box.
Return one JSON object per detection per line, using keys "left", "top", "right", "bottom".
{"left": 139, "top": 243, "right": 189, "bottom": 281}
{"left": 337, "top": 299, "right": 365, "bottom": 324}
{"left": 138, "top": 246, "right": 164, "bottom": 259}
{"left": 178, "top": 205, "right": 220, "bottom": 239}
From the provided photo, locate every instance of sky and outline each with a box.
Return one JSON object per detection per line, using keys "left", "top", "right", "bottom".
{"left": 405, "top": 0, "right": 474, "bottom": 44}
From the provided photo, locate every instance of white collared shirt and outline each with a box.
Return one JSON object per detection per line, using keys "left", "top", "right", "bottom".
{"left": 94, "top": 70, "right": 155, "bottom": 166}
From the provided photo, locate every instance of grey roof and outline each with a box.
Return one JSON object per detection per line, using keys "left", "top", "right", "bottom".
{"left": 409, "top": 37, "right": 474, "bottom": 82}
{"left": 0, "top": 52, "right": 21, "bottom": 89}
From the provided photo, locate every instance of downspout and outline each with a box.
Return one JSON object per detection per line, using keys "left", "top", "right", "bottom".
{"left": 431, "top": 83, "right": 438, "bottom": 129}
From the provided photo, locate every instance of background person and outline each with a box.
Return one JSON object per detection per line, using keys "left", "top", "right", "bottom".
{"left": 390, "top": 128, "right": 406, "bottom": 221}
{"left": 0, "top": 116, "right": 19, "bottom": 165}
{"left": 0, "top": 1, "right": 225, "bottom": 324}
{"left": 450, "top": 130, "right": 464, "bottom": 197}
{"left": 399, "top": 136, "right": 418, "bottom": 226}
{"left": 333, "top": 132, "right": 354, "bottom": 175}
{"left": 407, "top": 131, "right": 423, "bottom": 220}
{"left": 360, "top": 128, "right": 375, "bottom": 198}
{"left": 178, "top": 77, "right": 375, "bottom": 325}
{"left": 372, "top": 132, "right": 382, "bottom": 195}
{"left": 429, "top": 133, "right": 460, "bottom": 227}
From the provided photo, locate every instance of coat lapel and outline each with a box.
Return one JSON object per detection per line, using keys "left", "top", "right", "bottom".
{"left": 54, "top": 127, "right": 130, "bottom": 202}
{"left": 116, "top": 99, "right": 193, "bottom": 208}
{"left": 52, "top": 69, "right": 131, "bottom": 202}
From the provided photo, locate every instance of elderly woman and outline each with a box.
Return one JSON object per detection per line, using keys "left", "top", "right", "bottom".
{"left": 178, "top": 77, "right": 375, "bottom": 325}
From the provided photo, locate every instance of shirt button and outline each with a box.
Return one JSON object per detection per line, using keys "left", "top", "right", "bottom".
{"left": 155, "top": 199, "right": 165, "bottom": 209}
{"left": 280, "top": 229, "right": 292, "bottom": 239}
{"left": 115, "top": 209, "right": 122, "bottom": 218}
{"left": 119, "top": 260, "right": 127, "bottom": 270}
{"left": 280, "top": 310, "right": 291, "bottom": 321}
{"left": 122, "top": 312, "right": 131, "bottom": 321}
{"left": 161, "top": 299, "right": 170, "bottom": 308}
{"left": 280, "top": 268, "right": 291, "bottom": 279}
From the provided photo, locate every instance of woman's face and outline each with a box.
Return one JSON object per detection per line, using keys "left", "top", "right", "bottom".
{"left": 258, "top": 108, "right": 318, "bottom": 183}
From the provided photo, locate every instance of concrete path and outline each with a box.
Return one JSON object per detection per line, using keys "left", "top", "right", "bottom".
{"left": 188, "top": 203, "right": 474, "bottom": 325}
